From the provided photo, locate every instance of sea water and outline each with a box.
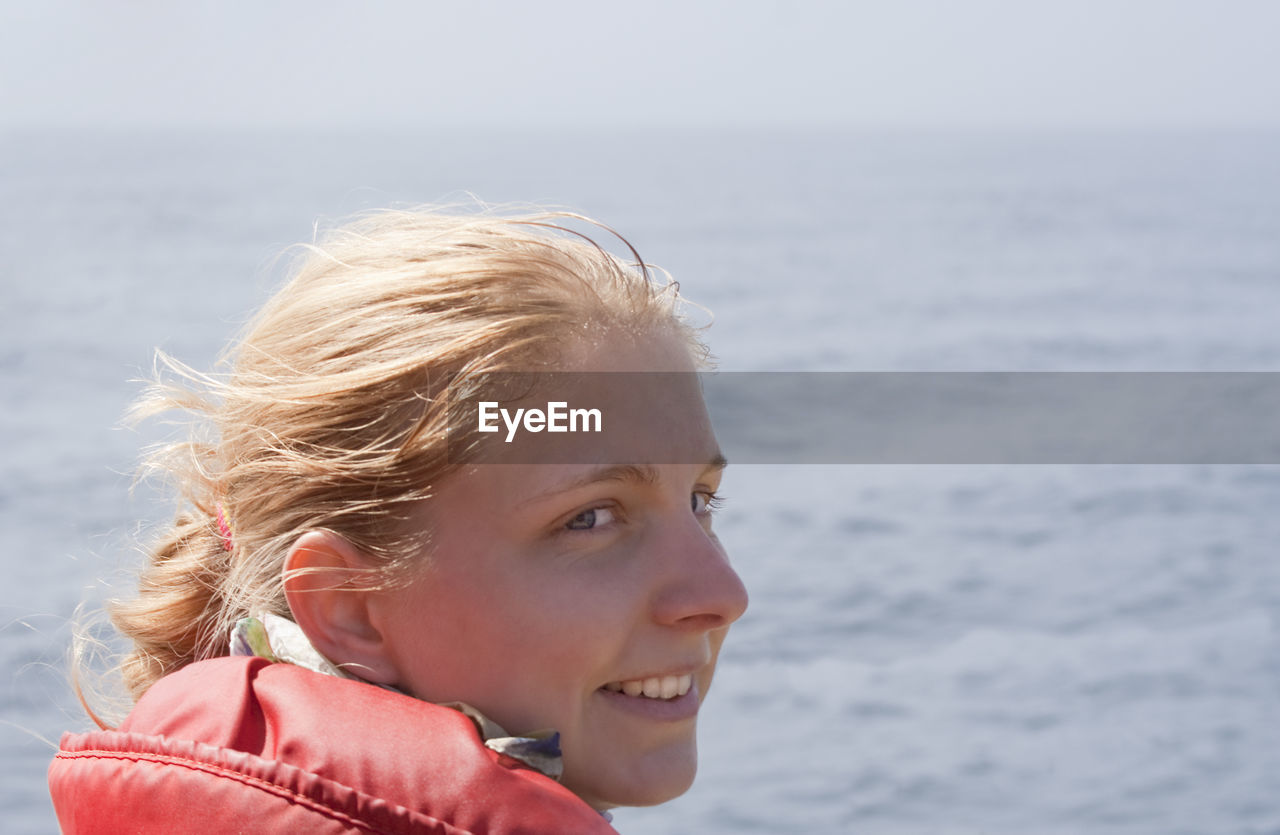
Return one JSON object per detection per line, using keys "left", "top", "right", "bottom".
{"left": 3, "top": 127, "right": 1279, "bottom": 834}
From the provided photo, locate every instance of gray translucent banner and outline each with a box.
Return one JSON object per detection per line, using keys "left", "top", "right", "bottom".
{"left": 450, "top": 373, "right": 1280, "bottom": 464}
{"left": 703, "top": 372, "right": 1280, "bottom": 464}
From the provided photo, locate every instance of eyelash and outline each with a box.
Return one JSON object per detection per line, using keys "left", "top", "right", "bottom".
{"left": 562, "top": 491, "right": 724, "bottom": 532}
{"left": 693, "top": 491, "right": 724, "bottom": 516}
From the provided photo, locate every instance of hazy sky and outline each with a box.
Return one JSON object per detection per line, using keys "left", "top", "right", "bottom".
{"left": 3, "top": 0, "right": 1278, "bottom": 129}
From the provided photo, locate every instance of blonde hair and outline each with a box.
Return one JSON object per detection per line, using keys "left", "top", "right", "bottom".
{"left": 82, "top": 208, "right": 702, "bottom": 723}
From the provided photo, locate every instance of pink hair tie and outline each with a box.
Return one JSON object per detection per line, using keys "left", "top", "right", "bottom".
{"left": 215, "top": 505, "right": 235, "bottom": 552}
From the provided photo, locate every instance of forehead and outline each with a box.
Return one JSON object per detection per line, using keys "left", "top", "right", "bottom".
{"left": 463, "top": 327, "right": 717, "bottom": 467}
{"left": 473, "top": 371, "right": 717, "bottom": 465}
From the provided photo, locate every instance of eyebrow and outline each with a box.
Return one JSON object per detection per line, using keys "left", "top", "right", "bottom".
{"left": 521, "top": 453, "right": 728, "bottom": 507}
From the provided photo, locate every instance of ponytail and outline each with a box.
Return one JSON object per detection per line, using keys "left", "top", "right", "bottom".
{"left": 109, "top": 510, "right": 231, "bottom": 700}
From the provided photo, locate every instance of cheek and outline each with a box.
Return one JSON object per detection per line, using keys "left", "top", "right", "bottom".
{"left": 382, "top": 563, "right": 630, "bottom": 708}
{"left": 378, "top": 570, "right": 514, "bottom": 696}
{"left": 506, "top": 573, "right": 640, "bottom": 683}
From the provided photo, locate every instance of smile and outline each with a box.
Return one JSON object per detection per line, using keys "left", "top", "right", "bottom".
{"left": 601, "top": 674, "right": 693, "bottom": 700}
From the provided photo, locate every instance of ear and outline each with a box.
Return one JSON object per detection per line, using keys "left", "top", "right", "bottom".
{"left": 283, "top": 530, "right": 400, "bottom": 686}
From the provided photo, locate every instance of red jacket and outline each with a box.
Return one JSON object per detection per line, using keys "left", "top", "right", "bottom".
{"left": 49, "top": 656, "right": 617, "bottom": 834}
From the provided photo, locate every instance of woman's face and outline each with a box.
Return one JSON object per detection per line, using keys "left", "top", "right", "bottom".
{"left": 370, "top": 328, "right": 748, "bottom": 809}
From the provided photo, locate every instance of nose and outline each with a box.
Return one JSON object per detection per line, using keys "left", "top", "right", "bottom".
{"left": 651, "top": 518, "right": 749, "bottom": 631}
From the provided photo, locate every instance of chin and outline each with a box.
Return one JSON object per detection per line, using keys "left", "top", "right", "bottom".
{"left": 564, "top": 748, "right": 699, "bottom": 810}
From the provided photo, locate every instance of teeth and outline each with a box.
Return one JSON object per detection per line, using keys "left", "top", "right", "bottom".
{"left": 604, "top": 674, "right": 693, "bottom": 700}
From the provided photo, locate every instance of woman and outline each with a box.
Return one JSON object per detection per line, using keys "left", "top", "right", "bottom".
{"left": 50, "top": 209, "right": 748, "bottom": 833}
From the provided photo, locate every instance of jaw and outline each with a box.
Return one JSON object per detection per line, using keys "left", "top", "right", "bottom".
{"left": 561, "top": 741, "right": 700, "bottom": 810}
{"left": 558, "top": 690, "right": 701, "bottom": 809}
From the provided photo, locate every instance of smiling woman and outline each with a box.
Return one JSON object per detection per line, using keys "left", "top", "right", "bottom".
{"left": 49, "top": 208, "right": 747, "bottom": 833}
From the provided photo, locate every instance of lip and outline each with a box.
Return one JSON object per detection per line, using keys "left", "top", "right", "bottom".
{"left": 596, "top": 678, "right": 702, "bottom": 721}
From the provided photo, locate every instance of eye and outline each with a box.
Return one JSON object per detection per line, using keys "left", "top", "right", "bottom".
{"left": 692, "top": 491, "right": 723, "bottom": 516}
{"left": 565, "top": 506, "right": 617, "bottom": 531}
